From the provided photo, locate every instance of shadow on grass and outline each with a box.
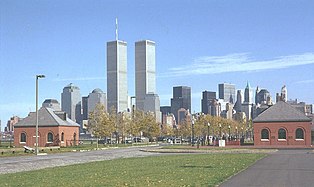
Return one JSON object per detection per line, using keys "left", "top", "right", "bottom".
{"left": 181, "top": 165, "right": 213, "bottom": 168}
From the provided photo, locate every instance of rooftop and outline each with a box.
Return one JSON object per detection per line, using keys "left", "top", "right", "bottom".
{"left": 14, "top": 107, "right": 80, "bottom": 127}
{"left": 253, "top": 101, "right": 311, "bottom": 123}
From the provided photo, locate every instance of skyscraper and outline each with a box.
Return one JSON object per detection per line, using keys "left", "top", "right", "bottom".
{"left": 42, "top": 99, "right": 61, "bottom": 111}
{"left": 88, "top": 88, "right": 107, "bottom": 115}
{"left": 255, "top": 88, "right": 271, "bottom": 105}
{"left": 201, "top": 90, "right": 216, "bottom": 114}
{"left": 242, "top": 82, "right": 254, "bottom": 120}
{"left": 107, "top": 40, "right": 128, "bottom": 112}
{"left": 281, "top": 85, "right": 287, "bottom": 102}
{"left": 82, "top": 96, "right": 88, "bottom": 120}
{"left": 234, "top": 90, "right": 243, "bottom": 112}
{"left": 244, "top": 82, "right": 254, "bottom": 104}
{"left": 135, "top": 40, "right": 156, "bottom": 111}
{"left": 171, "top": 86, "right": 191, "bottom": 122}
{"left": 61, "top": 83, "right": 81, "bottom": 123}
{"left": 218, "top": 83, "right": 236, "bottom": 103}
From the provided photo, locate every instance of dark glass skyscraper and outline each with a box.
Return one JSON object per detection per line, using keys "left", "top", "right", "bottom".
{"left": 201, "top": 91, "right": 216, "bottom": 114}
{"left": 171, "top": 86, "right": 191, "bottom": 122}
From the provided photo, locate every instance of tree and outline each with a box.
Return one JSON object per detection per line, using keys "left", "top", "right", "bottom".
{"left": 88, "top": 104, "right": 115, "bottom": 146}
{"left": 179, "top": 118, "right": 192, "bottom": 139}
{"left": 142, "top": 113, "right": 160, "bottom": 141}
{"left": 161, "top": 124, "right": 174, "bottom": 137}
{"left": 129, "top": 109, "right": 161, "bottom": 142}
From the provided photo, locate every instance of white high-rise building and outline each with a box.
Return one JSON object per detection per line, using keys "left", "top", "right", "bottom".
{"left": 61, "top": 83, "right": 81, "bottom": 123}
{"left": 281, "top": 85, "right": 287, "bottom": 102}
{"left": 143, "top": 93, "right": 161, "bottom": 123}
{"left": 135, "top": 40, "right": 156, "bottom": 111}
{"left": 135, "top": 40, "right": 160, "bottom": 122}
{"left": 107, "top": 40, "right": 128, "bottom": 112}
{"left": 87, "top": 88, "right": 107, "bottom": 114}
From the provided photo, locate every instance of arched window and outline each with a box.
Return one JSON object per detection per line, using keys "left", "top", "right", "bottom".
{"left": 47, "top": 132, "right": 53, "bottom": 143}
{"left": 278, "top": 128, "right": 286, "bottom": 139}
{"left": 261, "top": 129, "right": 269, "bottom": 140}
{"left": 61, "top": 132, "right": 64, "bottom": 142}
{"left": 20, "top": 133, "right": 26, "bottom": 143}
{"left": 296, "top": 128, "right": 304, "bottom": 139}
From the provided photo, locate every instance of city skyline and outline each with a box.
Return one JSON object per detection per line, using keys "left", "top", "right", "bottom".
{"left": 1, "top": 1, "right": 314, "bottom": 130}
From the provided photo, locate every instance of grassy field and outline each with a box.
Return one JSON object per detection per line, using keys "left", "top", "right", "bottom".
{"left": 0, "top": 153, "right": 266, "bottom": 186}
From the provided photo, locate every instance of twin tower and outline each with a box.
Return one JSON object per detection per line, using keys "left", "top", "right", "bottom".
{"left": 107, "top": 39, "right": 160, "bottom": 120}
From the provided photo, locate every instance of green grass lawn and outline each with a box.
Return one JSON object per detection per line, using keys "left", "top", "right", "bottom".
{"left": 0, "top": 153, "right": 266, "bottom": 187}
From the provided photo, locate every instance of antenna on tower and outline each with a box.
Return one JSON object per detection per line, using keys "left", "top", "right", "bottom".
{"left": 115, "top": 17, "right": 118, "bottom": 41}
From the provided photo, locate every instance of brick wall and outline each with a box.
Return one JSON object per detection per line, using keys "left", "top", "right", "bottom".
{"left": 14, "top": 126, "right": 79, "bottom": 147}
{"left": 254, "top": 121, "right": 311, "bottom": 147}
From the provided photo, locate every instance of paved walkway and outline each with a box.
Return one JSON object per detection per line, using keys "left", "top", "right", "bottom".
{"left": 220, "top": 149, "right": 314, "bottom": 187}
{"left": 0, "top": 146, "right": 160, "bottom": 174}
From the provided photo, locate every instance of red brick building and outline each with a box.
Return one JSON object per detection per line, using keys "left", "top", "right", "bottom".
{"left": 253, "top": 101, "right": 312, "bottom": 148}
{"left": 14, "top": 107, "right": 80, "bottom": 147}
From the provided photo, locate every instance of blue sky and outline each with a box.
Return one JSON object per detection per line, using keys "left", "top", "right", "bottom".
{"left": 1, "top": 0, "right": 314, "bottom": 130}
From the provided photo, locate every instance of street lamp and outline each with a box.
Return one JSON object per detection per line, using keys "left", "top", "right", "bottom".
{"left": 207, "top": 122, "right": 210, "bottom": 146}
{"left": 191, "top": 116, "right": 195, "bottom": 146}
{"left": 219, "top": 123, "right": 222, "bottom": 140}
{"left": 228, "top": 125, "right": 231, "bottom": 141}
{"left": 35, "top": 74, "right": 45, "bottom": 155}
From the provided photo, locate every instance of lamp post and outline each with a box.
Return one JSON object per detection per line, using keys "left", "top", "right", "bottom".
{"left": 191, "top": 117, "right": 195, "bottom": 146}
{"left": 236, "top": 126, "right": 238, "bottom": 140}
{"left": 219, "top": 123, "right": 222, "bottom": 140}
{"left": 207, "top": 122, "right": 210, "bottom": 146}
{"left": 228, "top": 125, "right": 231, "bottom": 141}
{"left": 35, "top": 74, "right": 45, "bottom": 155}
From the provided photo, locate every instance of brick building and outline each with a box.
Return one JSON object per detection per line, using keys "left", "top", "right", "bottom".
{"left": 253, "top": 101, "right": 312, "bottom": 147}
{"left": 14, "top": 107, "right": 80, "bottom": 147}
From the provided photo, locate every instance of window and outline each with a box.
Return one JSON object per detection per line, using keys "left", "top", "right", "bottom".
{"left": 278, "top": 128, "right": 286, "bottom": 139}
{"left": 47, "top": 132, "right": 53, "bottom": 143}
{"left": 61, "top": 132, "right": 64, "bottom": 142}
{"left": 295, "top": 128, "right": 304, "bottom": 139}
{"left": 20, "top": 133, "right": 26, "bottom": 143}
{"left": 261, "top": 129, "right": 269, "bottom": 140}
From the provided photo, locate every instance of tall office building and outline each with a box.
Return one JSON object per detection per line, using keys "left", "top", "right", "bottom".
{"left": 234, "top": 90, "right": 243, "bottom": 112}
{"left": 171, "top": 86, "right": 191, "bottom": 122}
{"left": 281, "top": 85, "right": 287, "bottom": 102}
{"left": 244, "top": 82, "right": 254, "bottom": 104}
{"left": 61, "top": 83, "right": 82, "bottom": 123}
{"left": 134, "top": 40, "right": 160, "bottom": 122}
{"left": 42, "top": 99, "right": 61, "bottom": 111}
{"left": 135, "top": 40, "right": 156, "bottom": 111}
{"left": 82, "top": 96, "right": 88, "bottom": 120}
{"left": 218, "top": 83, "right": 236, "bottom": 103}
{"left": 88, "top": 88, "right": 107, "bottom": 114}
{"left": 255, "top": 87, "right": 271, "bottom": 105}
{"left": 143, "top": 93, "right": 161, "bottom": 123}
{"left": 242, "top": 82, "right": 254, "bottom": 121}
{"left": 201, "top": 91, "right": 216, "bottom": 114}
{"left": 107, "top": 40, "right": 128, "bottom": 112}
{"left": 160, "top": 106, "right": 171, "bottom": 124}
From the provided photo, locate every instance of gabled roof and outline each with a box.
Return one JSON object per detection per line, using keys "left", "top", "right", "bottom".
{"left": 253, "top": 101, "right": 311, "bottom": 123}
{"left": 14, "top": 107, "right": 80, "bottom": 127}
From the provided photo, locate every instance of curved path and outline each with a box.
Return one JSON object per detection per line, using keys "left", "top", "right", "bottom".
{"left": 220, "top": 149, "right": 314, "bottom": 187}
{"left": 0, "top": 146, "right": 161, "bottom": 175}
